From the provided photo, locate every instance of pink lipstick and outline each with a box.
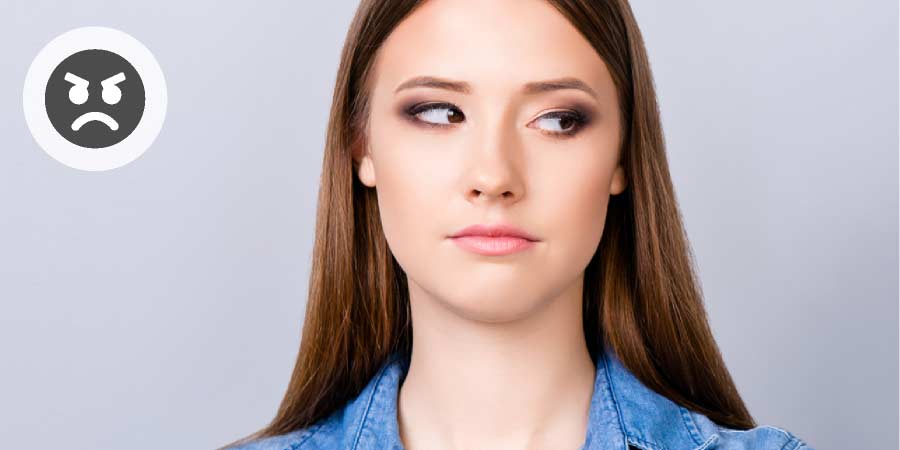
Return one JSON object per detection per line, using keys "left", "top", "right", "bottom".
{"left": 448, "top": 223, "right": 539, "bottom": 256}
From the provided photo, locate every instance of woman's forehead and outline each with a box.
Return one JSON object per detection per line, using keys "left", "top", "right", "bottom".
{"left": 371, "top": 0, "right": 611, "bottom": 97}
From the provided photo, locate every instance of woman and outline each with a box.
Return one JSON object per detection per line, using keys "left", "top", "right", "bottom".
{"left": 222, "top": 0, "right": 814, "bottom": 449}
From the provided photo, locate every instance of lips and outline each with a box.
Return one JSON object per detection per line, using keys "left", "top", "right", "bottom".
{"left": 448, "top": 223, "right": 539, "bottom": 256}
{"left": 450, "top": 236, "right": 536, "bottom": 256}
{"left": 449, "top": 224, "right": 539, "bottom": 241}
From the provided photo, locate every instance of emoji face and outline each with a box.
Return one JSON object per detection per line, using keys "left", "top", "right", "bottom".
{"left": 44, "top": 49, "right": 145, "bottom": 149}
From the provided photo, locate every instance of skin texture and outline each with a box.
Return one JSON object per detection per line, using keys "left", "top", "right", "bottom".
{"left": 353, "top": 0, "right": 627, "bottom": 448}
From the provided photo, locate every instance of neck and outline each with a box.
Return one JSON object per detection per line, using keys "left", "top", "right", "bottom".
{"left": 397, "top": 276, "right": 596, "bottom": 450}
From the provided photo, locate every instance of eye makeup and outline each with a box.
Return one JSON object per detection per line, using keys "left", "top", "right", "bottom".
{"left": 404, "top": 101, "right": 465, "bottom": 128}
{"left": 532, "top": 107, "right": 592, "bottom": 138}
{"left": 396, "top": 99, "right": 596, "bottom": 138}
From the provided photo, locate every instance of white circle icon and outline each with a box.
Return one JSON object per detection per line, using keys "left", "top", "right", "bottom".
{"left": 23, "top": 26, "right": 167, "bottom": 171}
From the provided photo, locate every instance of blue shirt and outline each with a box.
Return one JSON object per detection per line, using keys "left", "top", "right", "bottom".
{"left": 234, "top": 345, "right": 814, "bottom": 449}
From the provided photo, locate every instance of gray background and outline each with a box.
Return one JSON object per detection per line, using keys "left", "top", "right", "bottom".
{"left": 1, "top": 1, "right": 896, "bottom": 449}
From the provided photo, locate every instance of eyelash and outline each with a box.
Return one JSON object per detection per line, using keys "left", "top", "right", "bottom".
{"left": 403, "top": 102, "right": 591, "bottom": 138}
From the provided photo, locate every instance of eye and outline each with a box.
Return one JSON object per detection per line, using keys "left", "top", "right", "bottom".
{"left": 403, "top": 102, "right": 591, "bottom": 137}
{"left": 64, "top": 72, "right": 89, "bottom": 105}
{"left": 68, "top": 85, "right": 88, "bottom": 105}
{"left": 530, "top": 110, "right": 589, "bottom": 137}
{"left": 102, "top": 85, "right": 122, "bottom": 104}
{"left": 100, "top": 72, "right": 126, "bottom": 105}
{"left": 406, "top": 102, "right": 465, "bottom": 128}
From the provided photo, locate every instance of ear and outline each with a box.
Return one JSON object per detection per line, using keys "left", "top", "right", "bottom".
{"left": 609, "top": 164, "right": 627, "bottom": 195}
{"left": 352, "top": 133, "right": 376, "bottom": 188}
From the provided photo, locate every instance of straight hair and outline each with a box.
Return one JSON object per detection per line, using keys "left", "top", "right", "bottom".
{"left": 222, "top": 0, "right": 755, "bottom": 447}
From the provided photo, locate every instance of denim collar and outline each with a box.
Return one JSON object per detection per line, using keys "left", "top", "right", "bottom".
{"left": 340, "top": 345, "right": 720, "bottom": 450}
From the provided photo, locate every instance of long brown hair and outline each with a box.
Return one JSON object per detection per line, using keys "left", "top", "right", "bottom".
{"left": 222, "top": 0, "right": 755, "bottom": 447}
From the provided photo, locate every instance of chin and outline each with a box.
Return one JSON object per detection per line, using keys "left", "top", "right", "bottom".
{"left": 438, "top": 286, "right": 547, "bottom": 324}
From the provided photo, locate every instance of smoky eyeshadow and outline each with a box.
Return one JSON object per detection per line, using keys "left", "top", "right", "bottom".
{"left": 394, "top": 97, "right": 600, "bottom": 130}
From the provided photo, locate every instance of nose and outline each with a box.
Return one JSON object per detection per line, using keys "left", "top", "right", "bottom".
{"left": 463, "top": 116, "right": 525, "bottom": 205}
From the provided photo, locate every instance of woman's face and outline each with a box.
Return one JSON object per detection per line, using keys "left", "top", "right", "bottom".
{"left": 355, "top": 0, "right": 627, "bottom": 323}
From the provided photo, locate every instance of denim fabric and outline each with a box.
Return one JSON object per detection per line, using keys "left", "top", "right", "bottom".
{"left": 233, "top": 345, "right": 814, "bottom": 450}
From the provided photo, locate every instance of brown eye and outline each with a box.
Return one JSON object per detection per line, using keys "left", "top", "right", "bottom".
{"left": 532, "top": 110, "right": 587, "bottom": 135}
{"left": 407, "top": 102, "right": 465, "bottom": 127}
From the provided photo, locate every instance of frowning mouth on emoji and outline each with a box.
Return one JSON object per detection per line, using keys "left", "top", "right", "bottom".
{"left": 72, "top": 111, "right": 119, "bottom": 130}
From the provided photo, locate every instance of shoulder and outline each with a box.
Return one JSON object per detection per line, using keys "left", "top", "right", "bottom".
{"left": 685, "top": 409, "right": 816, "bottom": 450}
{"left": 226, "top": 352, "right": 407, "bottom": 450}
{"left": 600, "top": 347, "right": 816, "bottom": 450}
{"left": 711, "top": 424, "right": 815, "bottom": 450}
{"left": 223, "top": 409, "right": 347, "bottom": 450}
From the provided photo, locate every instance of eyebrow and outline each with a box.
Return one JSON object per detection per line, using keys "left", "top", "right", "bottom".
{"left": 393, "top": 75, "right": 599, "bottom": 100}
{"left": 64, "top": 72, "right": 88, "bottom": 86}
{"left": 102, "top": 72, "right": 126, "bottom": 85}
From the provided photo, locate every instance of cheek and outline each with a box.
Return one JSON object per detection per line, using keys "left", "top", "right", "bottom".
{"left": 535, "top": 147, "right": 616, "bottom": 280}
{"left": 549, "top": 179, "right": 609, "bottom": 267}
{"left": 367, "top": 121, "right": 450, "bottom": 269}
{"left": 375, "top": 161, "right": 439, "bottom": 251}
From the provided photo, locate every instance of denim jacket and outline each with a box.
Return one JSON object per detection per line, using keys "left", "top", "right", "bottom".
{"left": 233, "top": 345, "right": 814, "bottom": 450}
